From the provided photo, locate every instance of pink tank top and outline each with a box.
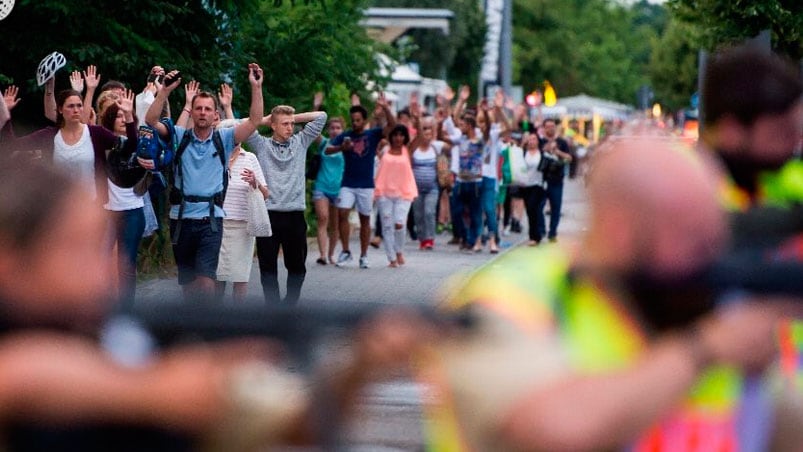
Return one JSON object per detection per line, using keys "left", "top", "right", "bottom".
{"left": 374, "top": 146, "right": 419, "bottom": 201}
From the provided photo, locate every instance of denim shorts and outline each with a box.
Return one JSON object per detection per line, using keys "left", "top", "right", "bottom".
{"left": 170, "top": 217, "right": 224, "bottom": 285}
{"left": 312, "top": 190, "right": 338, "bottom": 204}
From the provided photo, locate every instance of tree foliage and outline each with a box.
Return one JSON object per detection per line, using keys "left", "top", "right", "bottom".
{"left": 0, "top": 0, "right": 383, "bottom": 128}
{"left": 370, "top": 0, "right": 486, "bottom": 90}
{"left": 512, "top": 0, "right": 666, "bottom": 105}
{"left": 668, "top": 0, "right": 802, "bottom": 60}
{"left": 649, "top": 18, "right": 700, "bottom": 111}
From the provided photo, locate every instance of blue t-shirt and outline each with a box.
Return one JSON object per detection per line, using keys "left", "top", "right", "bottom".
{"left": 169, "top": 126, "right": 236, "bottom": 219}
{"left": 329, "top": 127, "right": 383, "bottom": 189}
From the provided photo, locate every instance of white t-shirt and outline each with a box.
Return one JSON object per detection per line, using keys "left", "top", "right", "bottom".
{"left": 54, "top": 125, "right": 96, "bottom": 199}
{"left": 521, "top": 149, "right": 545, "bottom": 187}
{"left": 481, "top": 124, "right": 502, "bottom": 179}
{"left": 105, "top": 181, "right": 145, "bottom": 211}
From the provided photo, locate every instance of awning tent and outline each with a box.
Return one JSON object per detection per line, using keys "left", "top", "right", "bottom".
{"left": 533, "top": 94, "right": 634, "bottom": 143}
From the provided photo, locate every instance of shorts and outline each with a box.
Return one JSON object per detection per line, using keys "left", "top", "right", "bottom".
{"left": 337, "top": 187, "right": 374, "bottom": 216}
{"left": 216, "top": 219, "right": 256, "bottom": 283}
{"left": 312, "top": 190, "right": 338, "bottom": 204}
{"left": 170, "top": 217, "right": 224, "bottom": 285}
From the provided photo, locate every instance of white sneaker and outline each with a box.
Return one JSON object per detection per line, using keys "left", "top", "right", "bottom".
{"left": 359, "top": 256, "right": 369, "bottom": 269}
{"left": 502, "top": 225, "right": 511, "bottom": 236}
{"left": 335, "top": 250, "right": 353, "bottom": 267}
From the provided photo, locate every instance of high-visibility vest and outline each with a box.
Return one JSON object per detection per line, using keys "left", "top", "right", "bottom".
{"left": 720, "top": 159, "right": 803, "bottom": 391}
{"left": 421, "top": 246, "right": 743, "bottom": 451}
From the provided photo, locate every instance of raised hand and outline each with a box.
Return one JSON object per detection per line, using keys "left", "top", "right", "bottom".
{"left": 3, "top": 85, "right": 20, "bottom": 110}
{"left": 494, "top": 89, "right": 505, "bottom": 109}
{"left": 458, "top": 85, "right": 470, "bottom": 102}
{"left": 409, "top": 91, "right": 421, "bottom": 118}
{"left": 313, "top": 91, "right": 324, "bottom": 109}
{"left": 161, "top": 70, "right": 181, "bottom": 93}
{"left": 184, "top": 80, "right": 200, "bottom": 106}
{"left": 69, "top": 71, "right": 84, "bottom": 93}
{"left": 117, "top": 89, "right": 135, "bottom": 114}
{"left": 376, "top": 91, "right": 389, "bottom": 109}
{"left": 505, "top": 97, "right": 516, "bottom": 112}
{"left": 83, "top": 65, "right": 101, "bottom": 91}
{"left": 247, "top": 63, "right": 263, "bottom": 87}
{"left": 218, "top": 83, "right": 233, "bottom": 109}
{"left": 442, "top": 86, "right": 455, "bottom": 102}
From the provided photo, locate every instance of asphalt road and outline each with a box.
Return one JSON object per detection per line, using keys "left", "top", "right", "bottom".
{"left": 135, "top": 177, "right": 588, "bottom": 450}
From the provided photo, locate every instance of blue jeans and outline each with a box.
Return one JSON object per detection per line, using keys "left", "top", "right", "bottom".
{"left": 109, "top": 207, "right": 145, "bottom": 306}
{"left": 412, "top": 190, "right": 439, "bottom": 241}
{"left": 480, "top": 177, "right": 499, "bottom": 237}
{"left": 539, "top": 181, "right": 564, "bottom": 239}
{"left": 452, "top": 181, "right": 483, "bottom": 247}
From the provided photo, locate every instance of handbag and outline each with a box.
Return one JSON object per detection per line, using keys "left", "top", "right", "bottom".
{"left": 246, "top": 187, "right": 272, "bottom": 237}
{"left": 507, "top": 145, "right": 528, "bottom": 186}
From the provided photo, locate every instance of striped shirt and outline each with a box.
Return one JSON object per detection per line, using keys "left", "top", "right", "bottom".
{"left": 222, "top": 150, "right": 266, "bottom": 221}
{"left": 412, "top": 141, "right": 444, "bottom": 194}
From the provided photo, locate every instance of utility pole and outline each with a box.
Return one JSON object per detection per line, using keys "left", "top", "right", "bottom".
{"left": 500, "top": 0, "right": 512, "bottom": 95}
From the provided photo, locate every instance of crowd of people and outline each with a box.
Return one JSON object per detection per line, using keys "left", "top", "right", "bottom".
{"left": 0, "top": 43, "right": 801, "bottom": 451}
{"left": 0, "top": 62, "right": 587, "bottom": 304}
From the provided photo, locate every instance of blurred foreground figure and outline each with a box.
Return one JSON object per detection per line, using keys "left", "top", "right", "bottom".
{"left": 421, "top": 137, "right": 803, "bottom": 451}
{"left": 700, "top": 44, "right": 803, "bottom": 451}
{"left": 0, "top": 163, "right": 426, "bottom": 451}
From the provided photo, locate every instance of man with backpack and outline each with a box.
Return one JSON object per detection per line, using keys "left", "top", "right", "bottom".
{"left": 142, "top": 64, "right": 264, "bottom": 300}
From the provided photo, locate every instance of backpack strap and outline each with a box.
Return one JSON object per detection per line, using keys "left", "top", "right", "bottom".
{"left": 170, "top": 131, "right": 194, "bottom": 245}
{"left": 170, "top": 129, "right": 227, "bottom": 245}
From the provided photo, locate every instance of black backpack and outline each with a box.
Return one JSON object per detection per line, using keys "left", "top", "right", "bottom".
{"left": 168, "top": 129, "right": 228, "bottom": 244}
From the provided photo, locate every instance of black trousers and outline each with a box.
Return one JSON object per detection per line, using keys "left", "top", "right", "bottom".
{"left": 256, "top": 210, "right": 307, "bottom": 304}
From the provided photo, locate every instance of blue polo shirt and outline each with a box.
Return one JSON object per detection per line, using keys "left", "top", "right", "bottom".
{"left": 329, "top": 127, "right": 383, "bottom": 189}
{"left": 169, "top": 126, "right": 236, "bottom": 219}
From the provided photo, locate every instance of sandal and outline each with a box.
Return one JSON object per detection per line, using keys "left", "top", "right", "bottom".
{"left": 316, "top": 257, "right": 327, "bottom": 265}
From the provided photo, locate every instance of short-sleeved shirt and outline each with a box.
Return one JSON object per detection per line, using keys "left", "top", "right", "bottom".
{"left": 329, "top": 127, "right": 384, "bottom": 189}
{"left": 169, "top": 126, "right": 236, "bottom": 219}
{"left": 314, "top": 137, "right": 345, "bottom": 197}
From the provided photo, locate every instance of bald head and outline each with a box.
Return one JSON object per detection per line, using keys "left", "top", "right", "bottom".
{"left": 585, "top": 137, "right": 726, "bottom": 277}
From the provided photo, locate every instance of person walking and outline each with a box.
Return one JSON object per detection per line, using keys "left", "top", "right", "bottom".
{"left": 246, "top": 106, "right": 327, "bottom": 304}
{"left": 374, "top": 125, "right": 418, "bottom": 267}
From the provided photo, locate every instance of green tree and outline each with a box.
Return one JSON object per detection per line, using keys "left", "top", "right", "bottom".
{"left": 649, "top": 18, "right": 699, "bottom": 111}
{"left": 0, "top": 0, "right": 259, "bottom": 128}
{"left": 512, "top": 0, "right": 665, "bottom": 105}
{"left": 370, "top": 0, "right": 486, "bottom": 91}
{"left": 234, "top": 0, "right": 386, "bottom": 118}
{"left": 668, "top": 0, "right": 802, "bottom": 59}
{"left": 0, "top": 0, "right": 384, "bottom": 129}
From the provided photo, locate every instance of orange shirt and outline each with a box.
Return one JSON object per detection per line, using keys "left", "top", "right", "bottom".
{"left": 374, "top": 146, "right": 418, "bottom": 201}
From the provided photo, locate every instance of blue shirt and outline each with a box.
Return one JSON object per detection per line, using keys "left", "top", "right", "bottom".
{"left": 329, "top": 127, "right": 383, "bottom": 189}
{"left": 314, "top": 137, "right": 345, "bottom": 196}
{"left": 169, "top": 126, "right": 236, "bottom": 219}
